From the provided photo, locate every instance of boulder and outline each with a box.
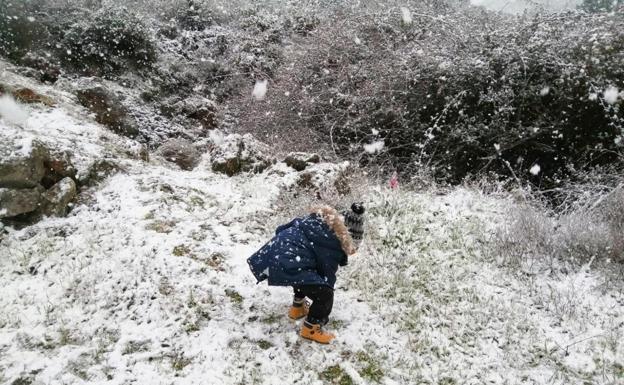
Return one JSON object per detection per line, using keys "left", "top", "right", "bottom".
{"left": 41, "top": 177, "right": 77, "bottom": 217}
{"left": 41, "top": 150, "right": 77, "bottom": 189}
{"left": 79, "top": 159, "right": 122, "bottom": 187}
{"left": 75, "top": 86, "right": 139, "bottom": 138}
{"left": 161, "top": 96, "right": 217, "bottom": 131}
{"left": 210, "top": 134, "right": 274, "bottom": 176}
{"left": 0, "top": 139, "right": 49, "bottom": 189}
{"left": 181, "top": 98, "right": 218, "bottom": 130}
{"left": 0, "top": 187, "right": 43, "bottom": 218}
{"left": 284, "top": 152, "right": 321, "bottom": 171}
{"left": 157, "top": 139, "right": 200, "bottom": 171}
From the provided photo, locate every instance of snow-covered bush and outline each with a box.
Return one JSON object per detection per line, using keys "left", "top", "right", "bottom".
{"left": 239, "top": 3, "right": 623, "bottom": 191}
{"left": 58, "top": 7, "right": 157, "bottom": 77}
{"left": 0, "top": 0, "right": 51, "bottom": 62}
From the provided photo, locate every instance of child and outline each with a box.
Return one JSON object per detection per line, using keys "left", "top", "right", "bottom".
{"left": 247, "top": 203, "right": 365, "bottom": 344}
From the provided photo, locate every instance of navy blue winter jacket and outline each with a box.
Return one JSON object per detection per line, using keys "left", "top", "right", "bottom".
{"left": 247, "top": 212, "right": 349, "bottom": 289}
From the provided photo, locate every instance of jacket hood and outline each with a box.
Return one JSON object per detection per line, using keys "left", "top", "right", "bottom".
{"left": 309, "top": 205, "right": 357, "bottom": 256}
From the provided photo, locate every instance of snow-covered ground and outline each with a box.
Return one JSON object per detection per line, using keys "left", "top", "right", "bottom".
{"left": 1, "top": 69, "right": 622, "bottom": 385}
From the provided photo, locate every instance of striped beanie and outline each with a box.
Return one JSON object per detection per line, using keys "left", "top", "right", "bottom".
{"left": 342, "top": 203, "right": 365, "bottom": 247}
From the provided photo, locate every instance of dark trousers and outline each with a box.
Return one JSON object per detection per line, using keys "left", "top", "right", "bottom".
{"left": 293, "top": 285, "right": 334, "bottom": 325}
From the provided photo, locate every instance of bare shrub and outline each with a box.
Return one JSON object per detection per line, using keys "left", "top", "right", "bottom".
{"left": 496, "top": 203, "right": 556, "bottom": 268}
{"left": 496, "top": 183, "right": 624, "bottom": 268}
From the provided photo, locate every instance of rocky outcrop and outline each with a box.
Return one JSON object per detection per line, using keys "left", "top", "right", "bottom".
{"left": 0, "top": 139, "right": 78, "bottom": 223}
{"left": 160, "top": 96, "right": 218, "bottom": 131}
{"left": 210, "top": 134, "right": 274, "bottom": 176}
{"left": 157, "top": 139, "right": 200, "bottom": 171}
{"left": 0, "top": 139, "right": 49, "bottom": 189}
{"left": 284, "top": 152, "right": 320, "bottom": 171}
{"left": 75, "top": 86, "right": 139, "bottom": 138}
{"left": 19, "top": 52, "right": 62, "bottom": 84}
{"left": 78, "top": 159, "right": 122, "bottom": 187}
{"left": 0, "top": 187, "right": 43, "bottom": 218}
{"left": 0, "top": 84, "right": 55, "bottom": 107}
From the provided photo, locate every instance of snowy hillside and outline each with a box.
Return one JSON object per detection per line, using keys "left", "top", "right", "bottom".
{"left": 1, "top": 61, "right": 622, "bottom": 385}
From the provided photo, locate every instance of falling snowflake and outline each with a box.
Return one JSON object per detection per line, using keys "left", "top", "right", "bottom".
{"left": 604, "top": 86, "right": 620, "bottom": 104}
{"left": 363, "top": 140, "right": 385, "bottom": 154}
{"left": 252, "top": 80, "right": 268, "bottom": 101}
{"left": 401, "top": 7, "right": 412, "bottom": 25}
{"left": 530, "top": 164, "right": 541, "bottom": 176}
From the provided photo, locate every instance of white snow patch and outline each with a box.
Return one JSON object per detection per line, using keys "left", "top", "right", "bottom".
{"left": 363, "top": 140, "right": 385, "bottom": 154}
{"left": 252, "top": 79, "right": 268, "bottom": 101}
{"left": 0, "top": 95, "right": 29, "bottom": 126}
{"left": 209, "top": 129, "right": 225, "bottom": 146}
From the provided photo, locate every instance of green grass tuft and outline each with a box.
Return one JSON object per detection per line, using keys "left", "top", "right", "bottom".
{"left": 321, "top": 365, "right": 354, "bottom": 385}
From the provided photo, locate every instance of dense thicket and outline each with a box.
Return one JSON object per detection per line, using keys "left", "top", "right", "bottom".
{"left": 241, "top": 5, "right": 624, "bottom": 191}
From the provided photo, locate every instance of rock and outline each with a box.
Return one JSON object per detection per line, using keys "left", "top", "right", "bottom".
{"left": 210, "top": 134, "right": 274, "bottom": 176}
{"left": 12, "top": 88, "right": 55, "bottom": 107}
{"left": 180, "top": 98, "right": 218, "bottom": 130}
{"left": 157, "top": 139, "right": 200, "bottom": 171}
{"left": 75, "top": 86, "right": 139, "bottom": 138}
{"left": 19, "top": 52, "right": 62, "bottom": 83}
{"left": 41, "top": 150, "right": 77, "bottom": 189}
{"left": 284, "top": 152, "right": 321, "bottom": 171}
{"left": 79, "top": 159, "right": 122, "bottom": 187}
{"left": 0, "top": 84, "right": 55, "bottom": 106}
{"left": 288, "top": 162, "right": 351, "bottom": 194}
{"left": 0, "top": 139, "right": 49, "bottom": 189}
{"left": 41, "top": 177, "right": 77, "bottom": 217}
{"left": 0, "top": 187, "right": 43, "bottom": 218}
{"left": 161, "top": 96, "right": 218, "bottom": 131}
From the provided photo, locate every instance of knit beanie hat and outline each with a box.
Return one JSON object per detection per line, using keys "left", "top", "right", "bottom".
{"left": 341, "top": 203, "right": 365, "bottom": 247}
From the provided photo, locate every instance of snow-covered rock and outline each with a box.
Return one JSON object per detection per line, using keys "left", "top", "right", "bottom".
{"left": 0, "top": 187, "right": 43, "bottom": 218}
{"left": 75, "top": 85, "right": 139, "bottom": 138}
{"left": 41, "top": 177, "right": 77, "bottom": 217}
{"left": 210, "top": 133, "right": 274, "bottom": 176}
{"left": 0, "top": 138, "right": 49, "bottom": 189}
{"left": 283, "top": 152, "right": 320, "bottom": 171}
{"left": 157, "top": 138, "right": 201, "bottom": 171}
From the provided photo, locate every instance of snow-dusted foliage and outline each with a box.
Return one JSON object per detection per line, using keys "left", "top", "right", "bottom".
{"left": 236, "top": 2, "right": 624, "bottom": 191}
{"left": 5, "top": 0, "right": 621, "bottom": 189}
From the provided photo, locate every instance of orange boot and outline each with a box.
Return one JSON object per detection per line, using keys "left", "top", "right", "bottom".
{"left": 300, "top": 321, "right": 335, "bottom": 344}
{"left": 288, "top": 301, "right": 309, "bottom": 320}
